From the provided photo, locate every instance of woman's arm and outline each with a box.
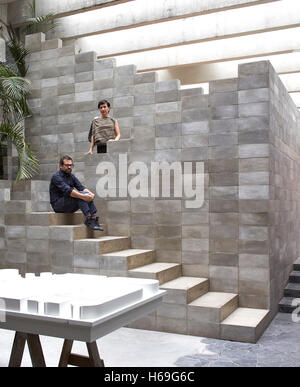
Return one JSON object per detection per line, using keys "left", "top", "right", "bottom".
{"left": 86, "top": 135, "right": 94, "bottom": 154}
{"left": 114, "top": 120, "right": 120, "bottom": 141}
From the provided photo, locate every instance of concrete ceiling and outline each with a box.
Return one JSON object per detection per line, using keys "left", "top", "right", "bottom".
{"left": 5, "top": 0, "right": 300, "bottom": 108}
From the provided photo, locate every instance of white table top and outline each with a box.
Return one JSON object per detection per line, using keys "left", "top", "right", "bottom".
{"left": 0, "top": 270, "right": 165, "bottom": 342}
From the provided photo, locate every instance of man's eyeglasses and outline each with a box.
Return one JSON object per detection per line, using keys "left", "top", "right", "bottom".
{"left": 63, "top": 164, "right": 73, "bottom": 167}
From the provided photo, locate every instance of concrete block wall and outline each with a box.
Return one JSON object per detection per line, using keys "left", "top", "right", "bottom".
{"left": 268, "top": 62, "right": 300, "bottom": 312}
{"left": 3, "top": 33, "right": 300, "bottom": 318}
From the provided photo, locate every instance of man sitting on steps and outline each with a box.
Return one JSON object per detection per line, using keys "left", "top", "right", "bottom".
{"left": 49, "top": 155, "right": 103, "bottom": 231}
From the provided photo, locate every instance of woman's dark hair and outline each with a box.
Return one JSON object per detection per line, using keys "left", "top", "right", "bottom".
{"left": 59, "top": 155, "right": 73, "bottom": 165}
{"left": 98, "top": 100, "right": 110, "bottom": 109}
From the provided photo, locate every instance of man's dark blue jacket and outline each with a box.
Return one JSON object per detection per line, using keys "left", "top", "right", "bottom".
{"left": 49, "top": 169, "right": 86, "bottom": 205}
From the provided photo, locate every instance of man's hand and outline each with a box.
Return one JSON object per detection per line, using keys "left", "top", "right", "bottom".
{"left": 82, "top": 192, "right": 95, "bottom": 202}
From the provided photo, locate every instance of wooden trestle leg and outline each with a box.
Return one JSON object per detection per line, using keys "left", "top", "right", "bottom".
{"left": 58, "top": 339, "right": 105, "bottom": 367}
{"left": 9, "top": 332, "right": 46, "bottom": 367}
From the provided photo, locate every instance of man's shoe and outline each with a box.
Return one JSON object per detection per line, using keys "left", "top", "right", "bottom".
{"left": 94, "top": 217, "right": 104, "bottom": 231}
{"left": 85, "top": 217, "right": 103, "bottom": 231}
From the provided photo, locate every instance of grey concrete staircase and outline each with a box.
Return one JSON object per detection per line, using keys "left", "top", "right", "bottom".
{"left": 279, "top": 258, "right": 300, "bottom": 313}
{"left": 44, "top": 212, "right": 270, "bottom": 342}
{"left": 1, "top": 182, "right": 270, "bottom": 343}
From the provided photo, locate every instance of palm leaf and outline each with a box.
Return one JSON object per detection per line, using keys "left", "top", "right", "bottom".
{"left": 23, "top": 0, "right": 58, "bottom": 35}
{"left": 0, "top": 66, "right": 31, "bottom": 121}
{"left": 0, "top": 121, "right": 39, "bottom": 180}
{"left": 6, "top": 24, "right": 29, "bottom": 77}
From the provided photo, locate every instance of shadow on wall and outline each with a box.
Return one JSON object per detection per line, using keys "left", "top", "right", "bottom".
{"left": 0, "top": 145, "right": 6, "bottom": 179}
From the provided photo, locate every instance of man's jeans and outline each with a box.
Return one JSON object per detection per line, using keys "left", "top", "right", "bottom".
{"left": 51, "top": 192, "right": 97, "bottom": 216}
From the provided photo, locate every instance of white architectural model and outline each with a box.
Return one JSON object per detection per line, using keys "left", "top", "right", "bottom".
{"left": 0, "top": 269, "right": 165, "bottom": 343}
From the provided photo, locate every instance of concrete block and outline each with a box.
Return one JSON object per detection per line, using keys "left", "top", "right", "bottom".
{"left": 94, "top": 78, "right": 114, "bottom": 90}
{"left": 209, "top": 145, "right": 238, "bottom": 160}
{"left": 156, "top": 123, "right": 181, "bottom": 137}
{"left": 239, "top": 213, "right": 269, "bottom": 226}
{"left": 210, "top": 118, "right": 237, "bottom": 133}
{"left": 182, "top": 134, "right": 208, "bottom": 148}
{"left": 75, "top": 81, "right": 93, "bottom": 93}
{"left": 134, "top": 94, "right": 155, "bottom": 106}
{"left": 210, "top": 172, "right": 238, "bottom": 186}
{"left": 210, "top": 253, "right": 238, "bottom": 267}
{"left": 239, "top": 102, "right": 269, "bottom": 118}
{"left": 155, "top": 136, "right": 181, "bottom": 149}
{"left": 181, "top": 87, "right": 203, "bottom": 97}
{"left": 209, "top": 78, "right": 238, "bottom": 93}
{"left": 239, "top": 144, "right": 269, "bottom": 158}
{"left": 75, "top": 62, "right": 95, "bottom": 73}
{"left": 238, "top": 74, "right": 269, "bottom": 90}
{"left": 239, "top": 172, "right": 269, "bottom": 185}
{"left": 26, "top": 239, "right": 49, "bottom": 253}
{"left": 210, "top": 200, "right": 238, "bottom": 213}
{"left": 182, "top": 95, "right": 208, "bottom": 110}
{"left": 155, "top": 90, "right": 180, "bottom": 103}
{"left": 94, "top": 58, "right": 116, "bottom": 71}
{"left": 239, "top": 130, "right": 269, "bottom": 144}
{"left": 181, "top": 147, "right": 207, "bottom": 161}
{"left": 239, "top": 158, "right": 269, "bottom": 172}
{"left": 239, "top": 226, "right": 268, "bottom": 241}
{"left": 238, "top": 116, "right": 269, "bottom": 132}
{"left": 6, "top": 226, "right": 26, "bottom": 239}
{"left": 75, "top": 51, "right": 97, "bottom": 64}
{"left": 211, "top": 105, "right": 238, "bottom": 120}
{"left": 182, "top": 238, "right": 209, "bottom": 253}
{"left": 208, "top": 159, "right": 238, "bottom": 173}
{"left": 239, "top": 61, "right": 270, "bottom": 76}
{"left": 210, "top": 92, "right": 237, "bottom": 106}
{"left": 182, "top": 121, "right": 209, "bottom": 135}
{"left": 27, "top": 226, "right": 49, "bottom": 240}
{"left": 238, "top": 88, "right": 269, "bottom": 104}
{"left": 239, "top": 200, "right": 269, "bottom": 213}
{"left": 239, "top": 185, "right": 269, "bottom": 200}
{"left": 182, "top": 108, "right": 209, "bottom": 123}
{"left": 210, "top": 186, "right": 238, "bottom": 200}
{"left": 210, "top": 129, "right": 238, "bottom": 144}
{"left": 113, "top": 95, "right": 134, "bottom": 108}
{"left": 134, "top": 72, "right": 157, "bottom": 84}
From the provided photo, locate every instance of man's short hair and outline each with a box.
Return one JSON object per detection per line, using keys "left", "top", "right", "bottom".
{"left": 98, "top": 100, "right": 110, "bottom": 109}
{"left": 59, "top": 155, "right": 73, "bottom": 165}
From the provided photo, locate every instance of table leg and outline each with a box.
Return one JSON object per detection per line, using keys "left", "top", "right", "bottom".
{"left": 8, "top": 332, "right": 26, "bottom": 367}
{"left": 9, "top": 332, "right": 46, "bottom": 367}
{"left": 58, "top": 339, "right": 105, "bottom": 367}
{"left": 58, "top": 339, "right": 74, "bottom": 367}
{"left": 26, "top": 334, "right": 46, "bottom": 367}
{"left": 86, "top": 342, "right": 105, "bottom": 367}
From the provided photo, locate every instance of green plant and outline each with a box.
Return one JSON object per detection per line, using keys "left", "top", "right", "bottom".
{"left": 0, "top": 24, "right": 39, "bottom": 180}
{"left": 23, "top": 0, "right": 57, "bottom": 35}
{"left": 0, "top": 0, "right": 58, "bottom": 180}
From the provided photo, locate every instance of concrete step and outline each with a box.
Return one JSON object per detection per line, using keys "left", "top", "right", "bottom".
{"left": 294, "top": 258, "right": 300, "bottom": 271}
{"left": 49, "top": 212, "right": 85, "bottom": 225}
{"left": 188, "top": 292, "right": 238, "bottom": 323}
{"left": 284, "top": 283, "right": 300, "bottom": 298}
{"left": 49, "top": 224, "right": 107, "bottom": 241}
{"left": 161, "top": 276, "right": 209, "bottom": 304}
{"left": 100, "top": 249, "right": 155, "bottom": 271}
{"left": 4, "top": 200, "right": 31, "bottom": 213}
{"left": 289, "top": 271, "right": 300, "bottom": 283}
{"left": 128, "top": 262, "right": 182, "bottom": 285}
{"left": 74, "top": 236, "right": 131, "bottom": 255}
{"left": 279, "top": 296, "right": 300, "bottom": 313}
{"left": 220, "top": 307, "right": 270, "bottom": 343}
{"left": 11, "top": 192, "right": 31, "bottom": 200}
{"left": 187, "top": 291, "right": 238, "bottom": 339}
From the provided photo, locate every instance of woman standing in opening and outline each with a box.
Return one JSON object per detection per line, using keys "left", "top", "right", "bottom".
{"left": 87, "top": 100, "right": 120, "bottom": 154}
